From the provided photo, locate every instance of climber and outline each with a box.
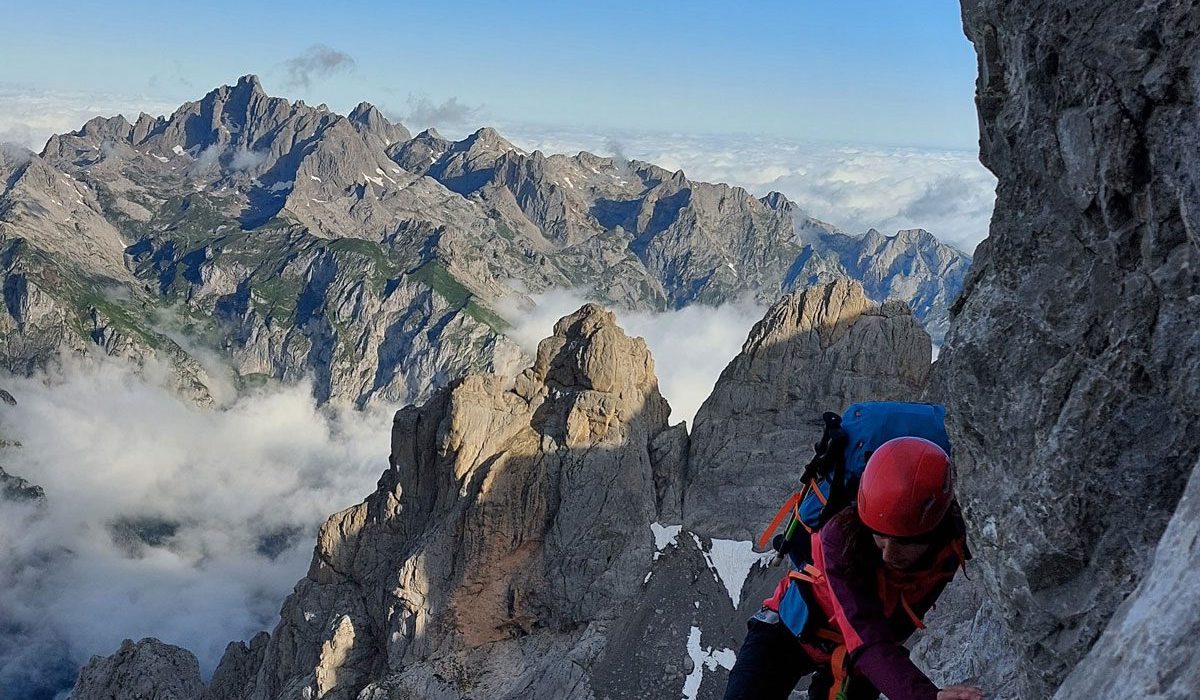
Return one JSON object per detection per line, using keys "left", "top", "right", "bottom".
{"left": 723, "top": 436, "right": 984, "bottom": 700}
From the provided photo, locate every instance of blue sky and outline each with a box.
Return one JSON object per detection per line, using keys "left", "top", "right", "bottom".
{"left": 1, "top": 0, "right": 979, "bottom": 149}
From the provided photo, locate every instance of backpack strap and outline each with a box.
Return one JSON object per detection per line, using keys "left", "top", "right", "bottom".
{"left": 759, "top": 412, "right": 848, "bottom": 552}
{"left": 758, "top": 488, "right": 808, "bottom": 551}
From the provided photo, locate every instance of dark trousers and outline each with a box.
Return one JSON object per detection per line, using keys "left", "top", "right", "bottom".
{"left": 723, "top": 618, "right": 880, "bottom": 700}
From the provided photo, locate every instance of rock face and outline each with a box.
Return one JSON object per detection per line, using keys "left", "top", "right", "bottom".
{"left": 790, "top": 224, "right": 971, "bottom": 344}
{"left": 67, "top": 283, "right": 934, "bottom": 700}
{"left": 0, "top": 465, "right": 44, "bottom": 502}
{"left": 223, "top": 303, "right": 673, "bottom": 700}
{"left": 684, "top": 279, "right": 932, "bottom": 540}
{"left": 1052, "top": 457, "right": 1200, "bottom": 700}
{"left": 919, "top": 1, "right": 1200, "bottom": 697}
{"left": 71, "top": 638, "right": 204, "bottom": 700}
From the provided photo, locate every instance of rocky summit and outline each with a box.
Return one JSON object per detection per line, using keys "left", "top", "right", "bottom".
{"left": 0, "top": 76, "right": 967, "bottom": 408}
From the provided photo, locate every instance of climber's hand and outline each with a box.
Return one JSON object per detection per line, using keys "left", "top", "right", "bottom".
{"left": 937, "top": 686, "right": 983, "bottom": 700}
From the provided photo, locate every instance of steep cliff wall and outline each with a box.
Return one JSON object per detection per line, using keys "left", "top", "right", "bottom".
{"left": 925, "top": 1, "right": 1200, "bottom": 697}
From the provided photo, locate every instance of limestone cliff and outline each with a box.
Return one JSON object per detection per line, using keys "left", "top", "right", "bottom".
{"left": 918, "top": 1, "right": 1200, "bottom": 697}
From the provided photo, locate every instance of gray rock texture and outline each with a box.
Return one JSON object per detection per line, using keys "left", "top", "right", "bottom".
{"left": 1052, "top": 458, "right": 1200, "bottom": 700}
{"left": 917, "top": 1, "right": 1200, "bottom": 698}
{"left": 684, "top": 279, "right": 932, "bottom": 541}
{"left": 0, "top": 465, "right": 44, "bottom": 502}
{"left": 71, "top": 638, "right": 204, "bottom": 700}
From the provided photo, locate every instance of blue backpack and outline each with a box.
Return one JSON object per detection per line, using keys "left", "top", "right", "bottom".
{"left": 757, "top": 401, "right": 952, "bottom": 568}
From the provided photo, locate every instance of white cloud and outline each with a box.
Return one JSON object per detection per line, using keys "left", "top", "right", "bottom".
{"left": 229, "top": 147, "right": 269, "bottom": 171}
{"left": 502, "top": 290, "right": 763, "bottom": 427}
{"left": 0, "top": 356, "right": 393, "bottom": 697}
{"left": 500, "top": 125, "right": 996, "bottom": 254}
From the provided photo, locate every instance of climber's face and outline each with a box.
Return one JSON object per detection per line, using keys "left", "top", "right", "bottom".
{"left": 872, "top": 533, "right": 934, "bottom": 571}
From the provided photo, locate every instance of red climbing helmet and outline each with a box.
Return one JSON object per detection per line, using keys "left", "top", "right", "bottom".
{"left": 857, "top": 436, "right": 953, "bottom": 537}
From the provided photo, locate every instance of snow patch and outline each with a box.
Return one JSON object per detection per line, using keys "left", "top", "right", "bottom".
{"left": 691, "top": 534, "right": 771, "bottom": 608}
{"left": 643, "top": 572, "right": 653, "bottom": 584}
{"left": 304, "top": 612, "right": 315, "bottom": 622}
{"left": 153, "top": 155, "right": 168, "bottom": 163}
{"left": 268, "top": 181, "right": 294, "bottom": 193}
{"left": 389, "top": 167, "right": 401, "bottom": 174}
{"left": 171, "top": 145, "right": 185, "bottom": 156}
{"left": 651, "top": 522, "right": 682, "bottom": 560}
{"left": 563, "top": 176, "right": 574, "bottom": 189}
{"left": 309, "top": 175, "right": 322, "bottom": 182}
{"left": 682, "top": 626, "right": 737, "bottom": 700}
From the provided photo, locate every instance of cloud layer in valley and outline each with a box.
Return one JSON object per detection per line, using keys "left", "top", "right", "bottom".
{"left": 0, "top": 357, "right": 393, "bottom": 698}
{"left": 0, "top": 293, "right": 765, "bottom": 698}
{"left": 501, "top": 125, "right": 996, "bottom": 254}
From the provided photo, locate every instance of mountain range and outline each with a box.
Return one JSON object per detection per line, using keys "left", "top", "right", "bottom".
{"left": 0, "top": 75, "right": 969, "bottom": 408}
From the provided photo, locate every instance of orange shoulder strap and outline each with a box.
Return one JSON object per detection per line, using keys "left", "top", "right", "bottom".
{"left": 757, "top": 485, "right": 809, "bottom": 550}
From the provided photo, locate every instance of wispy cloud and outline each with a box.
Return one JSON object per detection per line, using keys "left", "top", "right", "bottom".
{"left": 401, "top": 95, "right": 483, "bottom": 130}
{"left": 281, "top": 44, "right": 356, "bottom": 89}
{"left": 501, "top": 125, "right": 996, "bottom": 254}
{"left": 0, "top": 356, "right": 392, "bottom": 697}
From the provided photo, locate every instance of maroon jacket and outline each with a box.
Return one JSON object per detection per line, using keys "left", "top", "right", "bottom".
{"left": 763, "top": 514, "right": 965, "bottom": 700}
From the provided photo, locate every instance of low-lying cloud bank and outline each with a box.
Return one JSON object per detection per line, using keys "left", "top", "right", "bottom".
{"left": 501, "top": 125, "right": 996, "bottom": 254}
{"left": 0, "top": 357, "right": 393, "bottom": 698}
{"left": 0, "top": 86, "right": 178, "bottom": 153}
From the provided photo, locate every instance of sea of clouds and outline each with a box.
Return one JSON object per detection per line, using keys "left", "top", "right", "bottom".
{"left": 0, "top": 357, "right": 393, "bottom": 698}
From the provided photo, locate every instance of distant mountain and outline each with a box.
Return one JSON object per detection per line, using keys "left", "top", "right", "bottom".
{"left": 0, "top": 75, "right": 970, "bottom": 406}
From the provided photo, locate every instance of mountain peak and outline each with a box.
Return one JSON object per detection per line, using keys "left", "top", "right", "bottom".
{"left": 466, "top": 126, "right": 514, "bottom": 152}
{"left": 349, "top": 101, "right": 381, "bottom": 122}
{"left": 234, "top": 74, "right": 265, "bottom": 94}
{"left": 534, "top": 304, "right": 658, "bottom": 396}
{"left": 760, "top": 191, "right": 793, "bottom": 211}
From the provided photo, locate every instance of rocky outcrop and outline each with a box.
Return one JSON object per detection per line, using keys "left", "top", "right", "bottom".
{"left": 0, "top": 465, "right": 44, "bottom": 502}
{"left": 790, "top": 226, "right": 971, "bottom": 344}
{"left": 919, "top": 1, "right": 1200, "bottom": 698}
{"left": 213, "top": 303, "right": 674, "bottom": 700}
{"left": 71, "top": 638, "right": 204, "bottom": 700}
{"left": 684, "top": 279, "right": 932, "bottom": 540}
